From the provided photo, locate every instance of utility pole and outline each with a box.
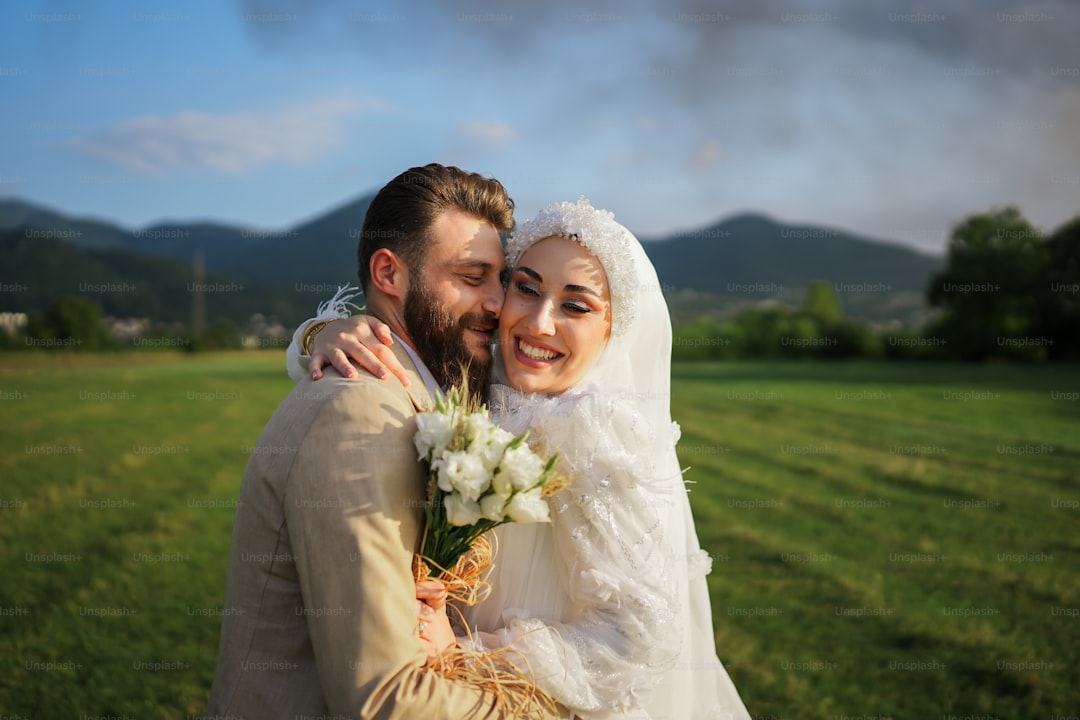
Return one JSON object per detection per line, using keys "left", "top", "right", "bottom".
{"left": 192, "top": 247, "right": 207, "bottom": 335}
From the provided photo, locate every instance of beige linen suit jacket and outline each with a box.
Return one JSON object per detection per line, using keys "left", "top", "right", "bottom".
{"left": 208, "top": 343, "right": 561, "bottom": 719}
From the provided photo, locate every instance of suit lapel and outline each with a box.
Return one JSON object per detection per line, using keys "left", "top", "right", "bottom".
{"left": 389, "top": 342, "right": 436, "bottom": 413}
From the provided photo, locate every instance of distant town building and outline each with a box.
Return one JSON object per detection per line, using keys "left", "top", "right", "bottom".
{"left": 0, "top": 312, "right": 28, "bottom": 335}
{"left": 104, "top": 316, "right": 152, "bottom": 342}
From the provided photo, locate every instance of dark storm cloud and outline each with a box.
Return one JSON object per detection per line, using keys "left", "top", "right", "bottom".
{"left": 233, "top": 0, "right": 1080, "bottom": 247}
{"left": 234, "top": 0, "right": 1079, "bottom": 82}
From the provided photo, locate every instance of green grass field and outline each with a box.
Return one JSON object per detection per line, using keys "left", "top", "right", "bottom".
{"left": 1, "top": 353, "right": 1077, "bottom": 718}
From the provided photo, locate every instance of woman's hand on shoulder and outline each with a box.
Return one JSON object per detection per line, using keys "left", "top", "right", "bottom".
{"left": 309, "top": 316, "right": 410, "bottom": 386}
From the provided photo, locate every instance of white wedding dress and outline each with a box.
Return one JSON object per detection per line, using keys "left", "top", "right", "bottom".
{"left": 464, "top": 200, "right": 750, "bottom": 719}
{"left": 465, "top": 384, "right": 750, "bottom": 720}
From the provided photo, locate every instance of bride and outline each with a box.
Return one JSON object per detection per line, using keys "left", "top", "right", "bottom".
{"left": 287, "top": 199, "right": 751, "bottom": 719}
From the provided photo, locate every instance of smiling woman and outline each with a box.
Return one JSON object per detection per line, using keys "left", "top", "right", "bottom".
{"left": 499, "top": 235, "right": 612, "bottom": 395}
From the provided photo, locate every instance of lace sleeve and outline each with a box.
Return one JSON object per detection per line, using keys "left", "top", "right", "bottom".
{"left": 489, "top": 391, "right": 683, "bottom": 716}
{"left": 285, "top": 319, "right": 316, "bottom": 382}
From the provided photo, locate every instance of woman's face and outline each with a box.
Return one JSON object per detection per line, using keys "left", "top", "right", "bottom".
{"left": 499, "top": 235, "right": 612, "bottom": 395}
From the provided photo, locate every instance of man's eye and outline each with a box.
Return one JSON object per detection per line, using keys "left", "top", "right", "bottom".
{"left": 461, "top": 275, "right": 483, "bottom": 285}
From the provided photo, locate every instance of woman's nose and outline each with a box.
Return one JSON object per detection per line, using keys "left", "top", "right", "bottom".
{"left": 524, "top": 301, "right": 556, "bottom": 336}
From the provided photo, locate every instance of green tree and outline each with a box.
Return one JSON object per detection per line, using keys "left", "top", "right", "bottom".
{"left": 1034, "top": 216, "right": 1080, "bottom": 360}
{"left": 802, "top": 280, "right": 842, "bottom": 324}
{"left": 26, "top": 295, "right": 113, "bottom": 351}
{"left": 926, "top": 207, "right": 1049, "bottom": 360}
{"left": 733, "top": 304, "right": 788, "bottom": 358}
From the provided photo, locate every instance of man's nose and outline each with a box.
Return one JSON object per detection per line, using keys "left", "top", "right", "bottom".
{"left": 482, "top": 282, "right": 505, "bottom": 319}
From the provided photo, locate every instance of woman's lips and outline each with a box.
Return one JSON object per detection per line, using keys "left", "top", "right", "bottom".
{"left": 513, "top": 336, "right": 563, "bottom": 367}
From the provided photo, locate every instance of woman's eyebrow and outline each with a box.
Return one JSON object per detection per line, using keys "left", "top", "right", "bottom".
{"left": 517, "top": 266, "right": 543, "bottom": 282}
{"left": 564, "top": 283, "right": 601, "bottom": 298}
{"left": 517, "top": 266, "right": 601, "bottom": 298}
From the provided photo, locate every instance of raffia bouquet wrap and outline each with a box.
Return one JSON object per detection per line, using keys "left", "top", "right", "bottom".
{"left": 412, "top": 385, "right": 565, "bottom": 716}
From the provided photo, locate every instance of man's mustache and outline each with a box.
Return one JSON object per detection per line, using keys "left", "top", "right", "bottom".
{"left": 460, "top": 312, "right": 499, "bottom": 342}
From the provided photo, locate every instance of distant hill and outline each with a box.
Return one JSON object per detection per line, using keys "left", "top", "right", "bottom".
{"left": 0, "top": 199, "right": 133, "bottom": 250}
{"left": 646, "top": 212, "right": 940, "bottom": 291}
{"left": 642, "top": 213, "right": 942, "bottom": 324}
{"left": 217, "top": 194, "right": 373, "bottom": 285}
{"left": 0, "top": 197, "right": 943, "bottom": 326}
{"left": 127, "top": 221, "right": 263, "bottom": 271}
{"left": 0, "top": 195, "right": 373, "bottom": 287}
{"left": 0, "top": 229, "right": 307, "bottom": 326}
{"left": 0, "top": 198, "right": 266, "bottom": 268}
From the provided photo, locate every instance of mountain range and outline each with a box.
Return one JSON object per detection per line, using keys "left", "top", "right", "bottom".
{"left": 0, "top": 195, "right": 942, "bottom": 328}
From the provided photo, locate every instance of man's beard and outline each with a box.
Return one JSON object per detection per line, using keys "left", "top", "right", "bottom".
{"left": 403, "top": 285, "right": 494, "bottom": 403}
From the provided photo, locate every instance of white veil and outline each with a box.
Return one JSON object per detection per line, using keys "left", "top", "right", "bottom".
{"left": 490, "top": 199, "right": 751, "bottom": 719}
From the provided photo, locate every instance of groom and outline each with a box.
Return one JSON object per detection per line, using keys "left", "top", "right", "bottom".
{"left": 208, "top": 164, "right": 556, "bottom": 718}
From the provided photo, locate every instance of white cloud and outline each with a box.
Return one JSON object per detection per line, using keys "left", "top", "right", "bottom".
{"left": 68, "top": 96, "right": 381, "bottom": 174}
{"left": 459, "top": 121, "right": 517, "bottom": 148}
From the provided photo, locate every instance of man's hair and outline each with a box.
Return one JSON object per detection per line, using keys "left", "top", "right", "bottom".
{"left": 357, "top": 164, "right": 515, "bottom": 293}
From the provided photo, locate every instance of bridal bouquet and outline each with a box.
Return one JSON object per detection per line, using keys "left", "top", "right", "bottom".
{"left": 412, "top": 385, "right": 563, "bottom": 717}
{"left": 412, "top": 385, "right": 561, "bottom": 600}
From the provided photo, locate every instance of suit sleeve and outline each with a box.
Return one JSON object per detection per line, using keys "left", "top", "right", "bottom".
{"left": 284, "top": 379, "right": 562, "bottom": 719}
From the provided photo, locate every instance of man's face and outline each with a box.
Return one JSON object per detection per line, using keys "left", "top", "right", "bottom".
{"left": 403, "top": 208, "right": 506, "bottom": 392}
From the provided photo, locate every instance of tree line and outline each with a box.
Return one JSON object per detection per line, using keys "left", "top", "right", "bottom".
{"left": 672, "top": 206, "right": 1079, "bottom": 362}
{"left": 5, "top": 206, "right": 1077, "bottom": 361}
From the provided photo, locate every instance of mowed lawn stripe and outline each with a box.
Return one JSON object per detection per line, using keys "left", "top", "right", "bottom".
{"left": 2, "top": 353, "right": 294, "bottom": 716}
{"left": 673, "top": 362, "right": 1078, "bottom": 717}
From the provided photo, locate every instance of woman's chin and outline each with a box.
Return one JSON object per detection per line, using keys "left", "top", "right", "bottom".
{"left": 504, "top": 363, "right": 557, "bottom": 395}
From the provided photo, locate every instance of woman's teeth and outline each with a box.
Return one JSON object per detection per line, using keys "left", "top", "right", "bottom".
{"left": 519, "top": 339, "right": 558, "bottom": 360}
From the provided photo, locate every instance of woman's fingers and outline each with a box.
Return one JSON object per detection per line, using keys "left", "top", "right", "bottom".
{"left": 418, "top": 635, "right": 440, "bottom": 662}
{"left": 309, "top": 352, "right": 327, "bottom": 381}
{"left": 416, "top": 580, "right": 448, "bottom": 610}
{"left": 416, "top": 607, "right": 456, "bottom": 657}
{"left": 368, "top": 342, "right": 411, "bottom": 386}
{"left": 373, "top": 322, "right": 395, "bottom": 346}
{"left": 308, "top": 318, "right": 410, "bottom": 385}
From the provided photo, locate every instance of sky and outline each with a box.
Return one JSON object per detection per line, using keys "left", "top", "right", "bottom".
{"left": 0, "top": 0, "right": 1077, "bottom": 254}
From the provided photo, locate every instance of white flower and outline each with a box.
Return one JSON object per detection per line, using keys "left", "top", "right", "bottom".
{"left": 480, "top": 493, "right": 508, "bottom": 522}
{"left": 414, "top": 411, "right": 455, "bottom": 459}
{"left": 436, "top": 450, "right": 490, "bottom": 501}
{"left": 498, "top": 444, "right": 548, "bottom": 492}
{"left": 473, "top": 424, "right": 516, "bottom": 473}
{"left": 444, "top": 493, "right": 482, "bottom": 526}
{"left": 462, "top": 412, "right": 493, "bottom": 443}
{"left": 490, "top": 467, "right": 512, "bottom": 500}
{"left": 505, "top": 488, "right": 550, "bottom": 524}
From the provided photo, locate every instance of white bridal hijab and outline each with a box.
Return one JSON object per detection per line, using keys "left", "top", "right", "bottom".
{"left": 473, "top": 199, "right": 751, "bottom": 720}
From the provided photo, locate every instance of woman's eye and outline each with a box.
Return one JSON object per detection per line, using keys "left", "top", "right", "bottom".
{"left": 565, "top": 302, "right": 591, "bottom": 314}
{"left": 515, "top": 281, "right": 540, "bottom": 297}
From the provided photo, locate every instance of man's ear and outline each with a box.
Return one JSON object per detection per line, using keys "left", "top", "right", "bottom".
{"left": 369, "top": 248, "right": 408, "bottom": 300}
